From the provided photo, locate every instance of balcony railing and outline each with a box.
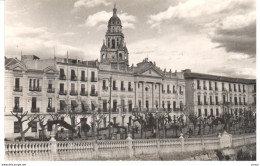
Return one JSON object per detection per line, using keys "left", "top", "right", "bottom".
{"left": 13, "top": 86, "right": 23, "bottom": 92}
{"left": 102, "top": 86, "right": 108, "bottom": 91}
{"left": 80, "top": 77, "right": 87, "bottom": 82}
{"left": 13, "top": 107, "right": 23, "bottom": 113}
{"left": 113, "top": 87, "right": 118, "bottom": 91}
{"left": 59, "top": 75, "right": 66, "bottom": 80}
{"left": 47, "top": 107, "right": 55, "bottom": 113}
{"left": 90, "top": 91, "right": 98, "bottom": 96}
{"left": 70, "top": 90, "right": 78, "bottom": 96}
{"left": 90, "top": 77, "right": 98, "bottom": 82}
{"left": 71, "top": 76, "right": 77, "bottom": 81}
{"left": 47, "top": 88, "right": 55, "bottom": 93}
{"left": 29, "top": 87, "right": 42, "bottom": 92}
{"left": 31, "top": 107, "right": 40, "bottom": 113}
{"left": 121, "top": 87, "right": 125, "bottom": 91}
{"left": 128, "top": 87, "right": 133, "bottom": 91}
{"left": 59, "top": 90, "right": 67, "bottom": 95}
{"left": 80, "top": 91, "right": 88, "bottom": 96}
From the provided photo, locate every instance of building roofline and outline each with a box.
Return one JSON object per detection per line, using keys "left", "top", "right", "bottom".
{"left": 184, "top": 72, "right": 256, "bottom": 84}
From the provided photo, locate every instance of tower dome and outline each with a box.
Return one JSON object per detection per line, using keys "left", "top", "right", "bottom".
{"left": 108, "top": 4, "right": 121, "bottom": 26}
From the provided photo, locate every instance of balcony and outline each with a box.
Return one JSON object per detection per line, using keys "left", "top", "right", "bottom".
{"left": 121, "top": 87, "right": 125, "bottom": 91}
{"left": 80, "top": 90, "right": 88, "bottom": 96}
{"left": 59, "top": 90, "right": 67, "bottom": 95}
{"left": 128, "top": 87, "right": 133, "bottom": 92}
{"left": 47, "top": 107, "right": 55, "bottom": 113}
{"left": 179, "top": 91, "right": 184, "bottom": 95}
{"left": 59, "top": 75, "right": 66, "bottom": 80}
{"left": 113, "top": 87, "right": 118, "bottom": 91}
{"left": 203, "top": 86, "right": 207, "bottom": 90}
{"left": 167, "top": 90, "right": 171, "bottom": 94}
{"left": 57, "top": 109, "right": 66, "bottom": 114}
{"left": 70, "top": 90, "right": 78, "bottom": 96}
{"left": 90, "top": 77, "right": 98, "bottom": 82}
{"left": 31, "top": 107, "right": 40, "bottom": 113}
{"left": 80, "top": 77, "right": 87, "bottom": 82}
{"left": 71, "top": 76, "right": 77, "bottom": 81}
{"left": 47, "top": 88, "right": 55, "bottom": 93}
{"left": 13, "top": 107, "right": 23, "bottom": 113}
{"left": 13, "top": 86, "right": 23, "bottom": 92}
{"left": 90, "top": 90, "right": 98, "bottom": 96}
{"left": 102, "top": 86, "right": 108, "bottom": 91}
{"left": 29, "top": 86, "right": 42, "bottom": 92}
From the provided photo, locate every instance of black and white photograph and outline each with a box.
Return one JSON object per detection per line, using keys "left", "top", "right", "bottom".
{"left": 0, "top": 0, "right": 258, "bottom": 164}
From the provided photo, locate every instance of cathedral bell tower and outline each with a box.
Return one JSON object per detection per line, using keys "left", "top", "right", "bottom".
{"left": 100, "top": 4, "right": 129, "bottom": 70}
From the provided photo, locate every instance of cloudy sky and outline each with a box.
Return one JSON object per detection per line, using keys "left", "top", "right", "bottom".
{"left": 5, "top": 0, "right": 256, "bottom": 78}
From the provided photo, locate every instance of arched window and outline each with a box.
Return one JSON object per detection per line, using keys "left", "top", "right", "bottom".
{"left": 119, "top": 53, "right": 122, "bottom": 60}
{"left": 112, "top": 39, "right": 115, "bottom": 49}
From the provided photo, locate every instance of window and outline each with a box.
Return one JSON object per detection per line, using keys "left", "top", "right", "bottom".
{"left": 113, "top": 117, "right": 116, "bottom": 124}
{"left": 14, "top": 97, "right": 19, "bottom": 108}
{"left": 210, "top": 109, "right": 213, "bottom": 116}
{"left": 117, "top": 38, "right": 119, "bottom": 47}
{"left": 71, "top": 70, "right": 76, "bottom": 77}
{"left": 121, "top": 100, "right": 125, "bottom": 112}
{"left": 71, "top": 83, "right": 75, "bottom": 91}
{"left": 119, "top": 53, "right": 122, "bottom": 60}
{"left": 29, "top": 79, "right": 32, "bottom": 88}
{"left": 14, "top": 121, "right": 20, "bottom": 133}
{"left": 121, "top": 81, "right": 124, "bottom": 90}
{"left": 31, "top": 121, "right": 37, "bottom": 132}
{"left": 204, "top": 109, "right": 207, "bottom": 116}
{"left": 173, "top": 85, "right": 175, "bottom": 92}
{"left": 229, "top": 83, "right": 232, "bottom": 91}
{"left": 243, "top": 97, "right": 246, "bottom": 104}
{"left": 91, "top": 85, "right": 95, "bottom": 94}
{"left": 197, "top": 80, "right": 200, "bottom": 89}
{"left": 146, "top": 100, "right": 149, "bottom": 109}
{"left": 60, "top": 68, "right": 65, "bottom": 76}
{"left": 108, "top": 38, "right": 110, "bottom": 47}
{"left": 138, "top": 100, "right": 141, "bottom": 108}
{"left": 113, "top": 100, "right": 117, "bottom": 112}
{"left": 128, "top": 100, "right": 132, "bottom": 112}
{"left": 15, "top": 78, "right": 20, "bottom": 88}
{"left": 223, "top": 95, "right": 226, "bottom": 103}
{"left": 103, "top": 100, "right": 107, "bottom": 112}
{"left": 91, "top": 71, "right": 95, "bottom": 81}
{"left": 145, "top": 87, "right": 148, "bottom": 91}
{"left": 60, "top": 83, "right": 64, "bottom": 92}
{"left": 216, "top": 109, "right": 219, "bottom": 116}
{"left": 32, "top": 97, "right": 37, "bottom": 109}
{"left": 81, "top": 84, "right": 85, "bottom": 92}
{"left": 238, "top": 84, "right": 241, "bottom": 92}
{"left": 234, "top": 97, "right": 238, "bottom": 105}
{"left": 222, "top": 82, "right": 225, "bottom": 91}
{"left": 209, "top": 81, "right": 212, "bottom": 90}
{"left": 198, "top": 109, "right": 201, "bottom": 116}
{"left": 113, "top": 81, "right": 116, "bottom": 90}
{"left": 204, "top": 96, "right": 207, "bottom": 104}
{"left": 198, "top": 95, "right": 201, "bottom": 104}
{"left": 112, "top": 39, "right": 115, "bottom": 49}
{"left": 128, "top": 82, "right": 131, "bottom": 90}
{"left": 48, "top": 80, "right": 52, "bottom": 89}
{"left": 210, "top": 96, "right": 212, "bottom": 104}
{"left": 103, "top": 80, "right": 106, "bottom": 89}
{"left": 48, "top": 98, "right": 52, "bottom": 108}
{"left": 81, "top": 71, "right": 85, "bottom": 80}
{"left": 173, "top": 101, "right": 176, "bottom": 111}
{"left": 215, "top": 96, "right": 218, "bottom": 105}
{"left": 215, "top": 82, "right": 218, "bottom": 90}
{"left": 162, "top": 101, "right": 165, "bottom": 108}
{"left": 233, "top": 84, "right": 236, "bottom": 91}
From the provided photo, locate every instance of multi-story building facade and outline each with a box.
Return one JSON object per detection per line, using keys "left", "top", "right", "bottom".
{"left": 184, "top": 70, "right": 256, "bottom": 117}
{"left": 4, "top": 6, "right": 256, "bottom": 140}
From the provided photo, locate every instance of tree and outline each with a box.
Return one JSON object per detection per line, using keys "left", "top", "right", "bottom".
{"left": 36, "top": 114, "right": 49, "bottom": 140}
{"left": 11, "top": 111, "right": 37, "bottom": 141}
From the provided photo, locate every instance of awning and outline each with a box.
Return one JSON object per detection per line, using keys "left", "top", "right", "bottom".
{"left": 91, "top": 100, "right": 98, "bottom": 107}
{"left": 60, "top": 100, "right": 67, "bottom": 107}
{"left": 71, "top": 100, "right": 78, "bottom": 107}
{"left": 82, "top": 101, "right": 89, "bottom": 110}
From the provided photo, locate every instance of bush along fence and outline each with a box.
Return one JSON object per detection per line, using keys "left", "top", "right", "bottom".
{"left": 5, "top": 131, "right": 256, "bottom": 161}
